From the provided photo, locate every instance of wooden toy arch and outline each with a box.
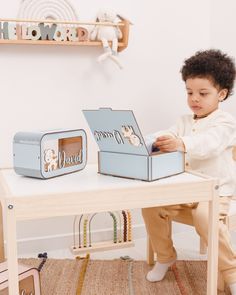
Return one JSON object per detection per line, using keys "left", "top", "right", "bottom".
{"left": 72, "top": 210, "right": 134, "bottom": 255}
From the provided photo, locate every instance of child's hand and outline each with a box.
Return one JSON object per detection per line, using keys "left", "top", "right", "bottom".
{"left": 153, "top": 135, "right": 185, "bottom": 152}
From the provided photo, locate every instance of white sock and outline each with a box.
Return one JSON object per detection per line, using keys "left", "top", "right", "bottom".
{"left": 229, "top": 282, "right": 236, "bottom": 295}
{"left": 146, "top": 259, "right": 176, "bottom": 282}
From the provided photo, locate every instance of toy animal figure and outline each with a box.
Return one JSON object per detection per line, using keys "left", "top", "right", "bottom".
{"left": 44, "top": 149, "right": 58, "bottom": 172}
{"left": 121, "top": 125, "right": 142, "bottom": 147}
{"left": 90, "top": 10, "right": 123, "bottom": 69}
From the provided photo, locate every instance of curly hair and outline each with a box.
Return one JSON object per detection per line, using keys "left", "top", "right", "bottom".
{"left": 180, "top": 49, "right": 236, "bottom": 100}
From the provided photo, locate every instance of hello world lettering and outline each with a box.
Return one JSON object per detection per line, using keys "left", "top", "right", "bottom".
{"left": 0, "top": 22, "right": 88, "bottom": 42}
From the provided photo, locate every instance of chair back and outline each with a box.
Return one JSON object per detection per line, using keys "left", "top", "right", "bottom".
{"left": 233, "top": 146, "right": 236, "bottom": 162}
{"left": 233, "top": 146, "right": 236, "bottom": 198}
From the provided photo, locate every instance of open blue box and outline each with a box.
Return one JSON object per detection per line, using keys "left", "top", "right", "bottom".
{"left": 83, "top": 108, "right": 184, "bottom": 181}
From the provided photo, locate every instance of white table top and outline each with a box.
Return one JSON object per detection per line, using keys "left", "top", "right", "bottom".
{"left": 1, "top": 164, "right": 209, "bottom": 198}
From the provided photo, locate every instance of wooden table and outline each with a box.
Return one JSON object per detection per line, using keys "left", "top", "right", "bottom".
{"left": 0, "top": 164, "right": 219, "bottom": 295}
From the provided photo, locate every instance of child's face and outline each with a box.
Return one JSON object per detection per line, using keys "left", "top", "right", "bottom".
{"left": 185, "top": 77, "right": 227, "bottom": 118}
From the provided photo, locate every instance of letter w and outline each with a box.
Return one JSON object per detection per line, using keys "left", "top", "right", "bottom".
{"left": 39, "top": 23, "right": 57, "bottom": 40}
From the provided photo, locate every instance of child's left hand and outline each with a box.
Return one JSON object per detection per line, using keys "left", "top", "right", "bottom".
{"left": 153, "top": 135, "right": 185, "bottom": 152}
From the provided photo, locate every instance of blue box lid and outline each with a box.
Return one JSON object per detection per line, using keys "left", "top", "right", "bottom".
{"left": 83, "top": 108, "right": 149, "bottom": 156}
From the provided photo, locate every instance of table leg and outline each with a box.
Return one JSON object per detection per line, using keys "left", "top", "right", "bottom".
{"left": 207, "top": 186, "right": 219, "bottom": 295}
{"left": 0, "top": 201, "right": 5, "bottom": 262}
{"left": 6, "top": 204, "right": 19, "bottom": 295}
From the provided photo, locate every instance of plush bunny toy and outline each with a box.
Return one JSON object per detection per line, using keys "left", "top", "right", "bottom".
{"left": 90, "top": 10, "right": 123, "bottom": 69}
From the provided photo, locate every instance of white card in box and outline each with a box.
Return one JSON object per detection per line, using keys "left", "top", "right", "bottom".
{"left": 83, "top": 108, "right": 185, "bottom": 181}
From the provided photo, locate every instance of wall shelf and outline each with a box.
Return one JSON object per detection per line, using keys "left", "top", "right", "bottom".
{"left": 0, "top": 18, "right": 130, "bottom": 52}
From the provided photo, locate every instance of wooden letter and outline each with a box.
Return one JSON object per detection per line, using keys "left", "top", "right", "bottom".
{"left": 66, "top": 27, "right": 78, "bottom": 42}
{"left": 114, "top": 130, "right": 124, "bottom": 144}
{"left": 53, "top": 26, "right": 66, "bottom": 41}
{"left": 77, "top": 27, "right": 88, "bottom": 41}
{"left": 21, "top": 25, "right": 30, "bottom": 40}
{"left": 16, "top": 24, "right": 22, "bottom": 40}
{"left": 39, "top": 23, "right": 57, "bottom": 40}
{"left": 0, "top": 22, "right": 9, "bottom": 39}
{"left": 28, "top": 25, "right": 41, "bottom": 41}
{"left": 8, "top": 23, "right": 17, "bottom": 40}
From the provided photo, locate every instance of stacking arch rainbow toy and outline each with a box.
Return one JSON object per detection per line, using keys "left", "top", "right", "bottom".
{"left": 18, "top": 0, "right": 79, "bottom": 21}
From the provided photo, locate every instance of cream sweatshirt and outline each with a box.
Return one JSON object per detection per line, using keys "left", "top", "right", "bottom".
{"left": 145, "top": 109, "right": 236, "bottom": 197}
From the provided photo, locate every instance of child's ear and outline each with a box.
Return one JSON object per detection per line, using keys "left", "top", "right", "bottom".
{"left": 218, "top": 89, "right": 228, "bottom": 101}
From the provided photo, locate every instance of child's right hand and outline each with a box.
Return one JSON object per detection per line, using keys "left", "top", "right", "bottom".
{"left": 153, "top": 135, "right": 185, "bottom": 152}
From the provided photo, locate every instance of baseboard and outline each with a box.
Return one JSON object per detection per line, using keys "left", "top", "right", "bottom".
{"left": 16, "top": 223, "right": 147, "bottom": 256}
{"left": 5, "top": 221, "right": 195, "bottom": 256}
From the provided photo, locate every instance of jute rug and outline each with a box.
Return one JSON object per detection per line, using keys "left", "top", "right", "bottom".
{"left": 19, "top": 258, "right": 230, "bottom": 295}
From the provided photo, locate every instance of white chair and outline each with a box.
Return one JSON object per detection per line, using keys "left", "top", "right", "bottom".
{"left": 199, "top": 197, "right": 236, "bottom": 291}
{"left": 199, "top": 197, "right": 236, "bottom": 254}
{"left": 147, "top": 146, "right": 236, "bottom": 291}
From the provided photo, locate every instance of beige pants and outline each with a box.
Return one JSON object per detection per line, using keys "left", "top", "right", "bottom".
{"left": 142, "top": 197, "right": 236, "bottom": 284}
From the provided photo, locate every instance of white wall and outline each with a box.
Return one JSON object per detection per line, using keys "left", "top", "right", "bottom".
{"left": 210, "top": 0, "right": 236, "bottom": 117}
{"left": 0, "top": 0, "right": 212, "bottom": 167}
{"left": 0, "top": 0, "right": 215, "bottom": 254}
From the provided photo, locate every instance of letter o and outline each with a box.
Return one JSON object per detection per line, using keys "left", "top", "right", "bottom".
{"left": 28, "top": 25, "right": 41, "bottom": 40}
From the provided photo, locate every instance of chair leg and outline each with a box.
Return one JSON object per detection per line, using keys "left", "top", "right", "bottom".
{"left": 200, "top": 237, "right": 207, "bottom": 255}
{"left": 147, "top": 236, "right": 155, "bottom": 265}
{"left": 217, "top": 271, "right": 225, "bottom": 291}
{"left": 199, "top": 237, "right": 225, "bottom": 290}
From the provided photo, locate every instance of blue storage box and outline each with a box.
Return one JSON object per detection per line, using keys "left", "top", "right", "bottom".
{"left": 13, "top": 129, "right": 87, "bottom": 179}
{"left": 83, "top": 108, "right": 184, "bottom": 181}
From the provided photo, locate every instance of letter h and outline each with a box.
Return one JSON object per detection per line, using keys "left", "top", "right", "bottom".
{"left": 0, "top": 22, "right": 9, "bottom": 39}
